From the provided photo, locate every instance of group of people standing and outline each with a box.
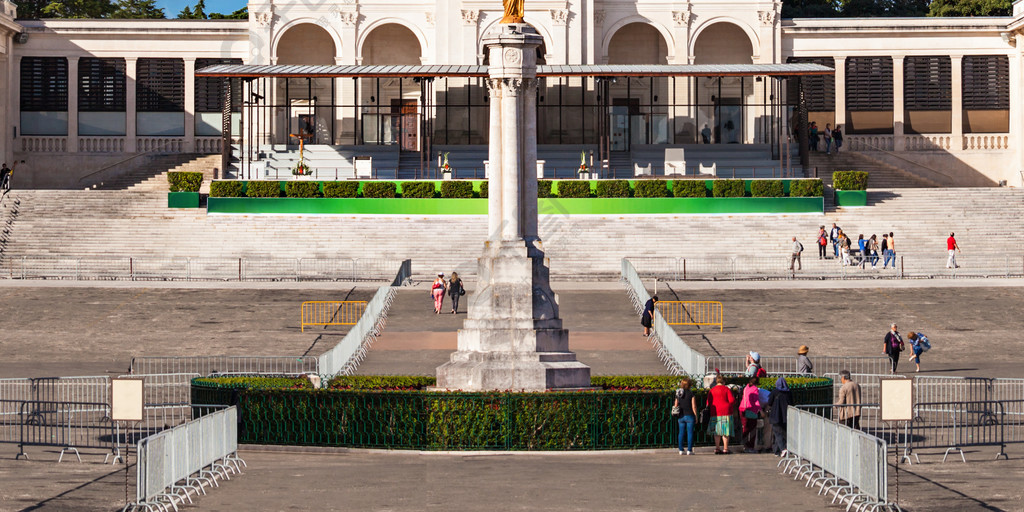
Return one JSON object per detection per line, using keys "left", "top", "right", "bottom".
{"left": 815, "top": 224, "right": 899, "bottom": 270}
{"left": 429, "top": 272, "right": 466, "bottom": 314}
{"left": 807, "top": 122, "right": 843, "bottom": 155}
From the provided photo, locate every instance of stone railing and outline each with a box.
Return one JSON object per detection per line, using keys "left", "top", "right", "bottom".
{"left": 195, "top": 137, "right": 222, "bottom": 154}
{"left": 137, "top": 137, "right": 184, "bottom": 153}
{"left": 20, "top": 136, "right": 67, "bottom": 152}
{"left": 904, "top": 134, "right": 952, "bottom": 151}
{"left": 845, "top": 135, "right": 893, "bottom": 151}
{"left": 79, "top": 136, "right": 126, "bottom": 153}
{"left": 963, "top": 134, "right": 1009, "bottom": 151}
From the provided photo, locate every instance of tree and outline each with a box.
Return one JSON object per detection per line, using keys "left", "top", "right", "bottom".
{"left": 177, "top": 0, "right": 206, "bottom": 19}
{"left": 928, "top": 0, "right": 1011, "bottom": 16}
{"left": 112, "top": 0, "right": 164, "bottom": 18}
{"left": 782, "top": 0, "right": 841, "bottom": 17}
{"left": 39, "top": 0, "right": 115, "bottom": 18}
{"left": 209, "top": 6, "right": 247, "bottom": 19}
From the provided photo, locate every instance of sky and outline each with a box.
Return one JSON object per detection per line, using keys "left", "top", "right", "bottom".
{"left": 156, "top": 0, "right": 246, "bottom": 18}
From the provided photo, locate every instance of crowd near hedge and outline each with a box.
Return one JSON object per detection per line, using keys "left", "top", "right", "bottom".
{"left": 832, "top": 171, "right": 869, "bottom": 190}
{"left": 205, "top": 178, "right": 827, "bottom": 199}
{"left": 168, "top": 171, "right": 203, "bottom": 193}
{"left": 193, "top": 374, "right": 832, "bottom": 450}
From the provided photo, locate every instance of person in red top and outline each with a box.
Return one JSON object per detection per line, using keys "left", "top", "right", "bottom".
{"left": 707, "top": 374, "right": 737, "bottom": 454}
{"left": 946, "top": 232, "right": 961, "bottom": 269}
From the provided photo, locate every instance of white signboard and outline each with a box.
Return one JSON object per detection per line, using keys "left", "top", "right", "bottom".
{"left": 111, "top": 377, "right": 144, "bottom": 422}
{"left": 881, "top": 377, "right": 913, "bottom": 422}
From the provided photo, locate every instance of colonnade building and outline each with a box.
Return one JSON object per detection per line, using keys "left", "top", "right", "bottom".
{"left": 0, "top": 0, "right": 1022, "bottom": 186}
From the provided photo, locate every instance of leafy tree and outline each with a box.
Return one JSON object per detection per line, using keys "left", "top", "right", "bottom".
{"left": 177, "top": 0, "right": 206, "bottom": 18}
{"left": 39, "top": 0, "right": 115, "bottom": 18}
{"left": 928, "top": 0, "right": 1011, "bottom": 16}
{"left": 112, "top": 0, "right": 164, "bottom": 18}
{"left": 209, "top": 6, "right": 246, "bottom": 19}
{"left": 782, "top": 0, "right": 841, "bottom": 17}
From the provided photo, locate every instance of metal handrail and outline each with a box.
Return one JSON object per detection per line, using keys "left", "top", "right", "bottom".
{"left": 76, "top": 141, "right": 181, "bottom": 186}
{"left": 849, "top": 138, "right": 955, "bottom": 184}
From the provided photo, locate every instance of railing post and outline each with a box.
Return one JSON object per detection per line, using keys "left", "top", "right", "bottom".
{"left": 900, "top": 256, "right": 904, "bottom": 279}
{"left": 682, "top": 259, "right": 686, "bottom": 281}
{"left": 238, "top": 258, "right": 242, "bottom": 281}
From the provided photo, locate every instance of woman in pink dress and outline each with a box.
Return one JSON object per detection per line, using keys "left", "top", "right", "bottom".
{"left": 431, "top": 273, "right": 447, "bottom": 314}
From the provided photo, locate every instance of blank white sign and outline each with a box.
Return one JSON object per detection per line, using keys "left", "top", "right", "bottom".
{"left": 111, "top": 378, "right": 144, "bottom": 422}
{"left": 881, "top": 378, "right": 913, "bottom": 422}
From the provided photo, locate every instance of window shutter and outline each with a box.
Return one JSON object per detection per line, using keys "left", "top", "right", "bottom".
{"left": 846, "top": 57, "right": 893, "bottom": 111}
{"left": 137, "top": 58, "right": 185, "bottom": 112}
{"left": 21, "top": 57, "right": 68, "bottom": 111}
{"left": 79, "top": 58, "right": 127, "bottom": 112}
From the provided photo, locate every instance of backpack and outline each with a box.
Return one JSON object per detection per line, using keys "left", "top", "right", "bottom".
{"left": 917, "top": 334, "right": 931, "bottom": 352}
{"left": 798, "top": 242, "right": 804, "bottom": 253}
{"left": 756, "top": 367, "right": 768, "bottom": 378}
{"left": 818, "top": 235, "right": 827, "bottom": 246}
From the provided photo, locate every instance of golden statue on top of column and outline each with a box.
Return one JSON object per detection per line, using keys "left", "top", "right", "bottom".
{"left": 500, "top": 0, "right": 524, "bottom": 23}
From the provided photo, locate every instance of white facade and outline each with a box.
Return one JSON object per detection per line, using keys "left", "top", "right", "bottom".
{"left": 2, "top": 0, "right": 1024, "bottom": 186}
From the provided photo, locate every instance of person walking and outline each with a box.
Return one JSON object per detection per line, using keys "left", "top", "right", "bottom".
{"left": 447, "top": 272, "right": 465, "bottom": 314}
{"left": 946, "top": 232, "right": 961, "bottom": 269}
{"left": 641, "top": 295, "right": 658, "bottom": 336}
{"left": 740, "top": 377, "right": 763, "bottom": 453}
{"left": 430, "top": 272, "right": 447, "bottom": 314}
{"left": 832, "top": 125, "right": 843, "bottom": 154}
{"left": 768, "top": 377, "right": 792, "bottom": 456}
{"left": 883, "top": 323, "right": 905, "bottom": 374}
{"left": 829, "top": 223, "right": 841, "bottom": 258}
{"left": 857, "top": 234, "right": 868, "bottom": 269}
{"left": 868, "top": 234, "right": 880, "bottom": 269}
{"left": 835, "top": 370, "right": 862, "bottom": 429}
{"left": 789, "top": 236, "right": 803, "bottom": 271}
{"left": 817, "top": 226, "right": 828, "bottom": 260}
{"left": 701, "top": 124, "right": 711, "bottom": 144}
{"left": 809, "top": 121, "right": 819, "bottom": 151}
{"left": 797, "top": 345, "right": 813, "bottom": 375}
{"left": 887, "top": 232, "right": 897, "bottom": 270}
{"left": 907, "top": 332, "right": 930, "bottom": 372}
{"left": 673, "top": 377, "right": 698, "bottom": 455}
{"left": 880, "top": 234, "right": 891, "bottom": 269}
{"left": 839, "top": 232, "right": 852, "bottom": 266}
{"left": 823, "top": 123, "right": 833, "bottom": 155}
{"left": 0, "top": 162, "right": 14, "bottom": 204}
{"left": 708, "top": 374, "right": 736, "bottom": 454}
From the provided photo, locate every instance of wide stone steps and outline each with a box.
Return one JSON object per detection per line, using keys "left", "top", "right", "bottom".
{"left": 808, "top": 151, "right": 943, "bottom": 188}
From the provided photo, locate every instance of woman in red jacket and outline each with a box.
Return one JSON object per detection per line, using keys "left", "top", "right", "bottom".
{"left": 707, "top": 374, "right": 737, "bottom": 454}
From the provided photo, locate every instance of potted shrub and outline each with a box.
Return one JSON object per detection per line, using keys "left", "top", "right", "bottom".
{"left": 832, "top": 171, "right": 868, "bottom": 207}
{"left": 576, "top": 150, "right": 592, "bottom": 180}
{"left": 167, "top": 171, "right": 202, "bottom": 208}
{"left": 440, "top": 152, "right": 454, "bottom": 180}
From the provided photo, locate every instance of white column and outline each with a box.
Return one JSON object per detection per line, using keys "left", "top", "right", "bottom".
{"left": 834, "top": 56, "right": 846, "bottom": 132}
{"left": 892, "top": 56, "right": 904, "bottom": 151}
{"left": 523, "top": 77, "right": 538, "bottom": 240}
{"left": 950, "top": 55, "right": 963, "bottom": 150}
{"left": 1010, "top": 45, "right": 1023, "bottom": 184}
{"left": 67, "top": 56, "right": 79, "bottom": 152}
{"left": 184, "top": 58, "right": 196, "bottom": 152}
{"left": 0, "top": 51, "right": 8, "bottom": 162}
{"left": 125, "top": 58, "right": 137, "bottom": 153}
{"left": 487, "top": 77, "right": 502, "bottom": 240}
{"left": 500, "top": 78, "right": 521, "bottom": 241}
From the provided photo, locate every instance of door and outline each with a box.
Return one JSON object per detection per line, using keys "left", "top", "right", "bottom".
{"left": 392, "top": 99, "right": 418, "bottom": 152}
{"left": 716, "top": 98, "right": 742, "bottom": 144}
{"left": 610, "top": 98, "right": 639, "bottom": 152}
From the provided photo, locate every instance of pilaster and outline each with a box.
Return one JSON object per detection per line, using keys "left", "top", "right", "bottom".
{"left": 67, "top": 56, "right": 79, "bottom": 152}
{"left": 950, "top": 55, "right": 963, "bottom": 150}
{"left": 893, "top": 56, "right": 904, "bottom": 151}
{"left": 125, "top": 57, "right": 137, "bottom": 153}
{"left": 834, "top": 56, "right": 846, "bottom": 131}
{"left": 184, "top": 58, "right": 196, "bottom": 152}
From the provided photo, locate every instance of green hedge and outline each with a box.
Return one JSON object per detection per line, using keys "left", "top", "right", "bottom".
{"left": 537, "top": 180, "right": 553, "bottom": 198}
{"left": 750, "top": 180, "right": 784, "bottom": 198}
{"left": 168, "top": 171, "right": 203, "bottom": 192}
{"left": 209, "top": 181, "right": 244, "bottom": 198}
{"left": 246, "top": 181, "right": 282, "bottom": 198}
{"left": 328, "top": 375, "right": 438, "bottom": 390}
{"left": 789, "top": 179, "right": 824, "bottom": 197}
{"left": 363, "top": 181, "right": 397, "bottom": 198}
{"left": 713, "top": 179, "right": 746, "bottom": 198}
{"left": 833, "top": 171, "right": 869, "bottom": 190}
{"left": 672, "top": 180, "right": 709, "bottom": 198}
{"left": 480, "top": 181, "right": 488, "bottom": 198}
{"left": 634, "top": 180, "right": 671, "bottom": 198}
{"left": 440, "top": 181, "right": 474, "bottom": 198}
{"left": 557, "top": 181, "right": 591, "bottom": 198}
{"left": 596, "top": 180, "right": 632, "bottom": 198}
{"left": 323, "top": 181, "right": 359, "bottom": 198}
{"left": 285, "top": 181, "right": 322, "bottom": 198}
{"left": 401, "top": 181, "right": 436, "bottom": 198}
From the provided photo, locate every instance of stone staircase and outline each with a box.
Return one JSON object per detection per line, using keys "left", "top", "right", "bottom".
{"left": 1, "top": 187, "right": 1022, "bottom": 277}
{"left": 807, "top": 151, "right": 941, "bottom": 188}
{"left": 90, "top": 154, "right": 222, "bottom": 192}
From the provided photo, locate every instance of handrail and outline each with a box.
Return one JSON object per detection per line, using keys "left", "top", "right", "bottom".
{"left": 850, "top": 138, "right": 955, "bottom": 184}
{"left": 76, "top": 141, "right": 181, "bottom": 186}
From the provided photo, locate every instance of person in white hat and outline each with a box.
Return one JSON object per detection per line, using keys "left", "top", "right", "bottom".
{"left": 745, "top": 351, "right": 765, "bottom": 377}
{"left": 430, "top": 272, "right": 448, "bottom": 314}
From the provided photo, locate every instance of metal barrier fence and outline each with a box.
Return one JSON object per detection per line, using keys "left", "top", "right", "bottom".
{"left": 318, "top": 285, "right": 397, "bottom": 376}
{"left": 129, "top": 356, "right": 319, "bottom": 377}
{"left": 621, "top": 258, "right": 707, "bottom": 375}
{"left": 1, "top": 256, "right": 408, "bottom": 282}
{"left": 914, "top": 376, "right": 1024, "bottom": 404}
{"left": 706, "top": 356, "right": 891, "bottom": 377}
{"left": 126, "top": 406, "right": 243, "bottom": 512}
{"left": 628, "top": 255, "right": 1024, "bottom": 281}
{"left": 0, "top": 400, "right": 115, "bottom": 462}
{"left": 0, "top": 375, "right": 111, "bottom": 405}
{"left": 656, "top": 301, "right": 723, "bottom": 332}
{"left": 903, "top": 400, "right": 1024, "bottom": 463}
{"left": 300, "top": 301, "right": 366, "bottom": 332}
{"left": 781, "top": 406, "right": 895, "bottom": 511}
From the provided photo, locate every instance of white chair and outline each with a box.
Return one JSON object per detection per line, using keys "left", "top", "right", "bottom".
{"left": 664, "top": 148, "right": 686, "bottom": 175}
{"left": 698, "top": 163, "right": 717, "bottom": 176}
{"left": 633, "top": 163, "right": 652, "bottom": 177}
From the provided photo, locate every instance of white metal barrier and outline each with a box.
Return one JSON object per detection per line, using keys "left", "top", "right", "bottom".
{"left": 620, "top": 258, "right": 707, "bottom": 375}
{"left": 707, "top": 356, "right": 891, "bottom": 377}
{"left": 125, "top": 406, "right": 244, "bottom": 512}
{"left": 318, "top": 285, "right": 397, "bottom": 376}
{"left": 129, "top": 356, "right": 319, "bottom": 377}
{"left": 781, "top": 406, "right": 897, "bottom": 512}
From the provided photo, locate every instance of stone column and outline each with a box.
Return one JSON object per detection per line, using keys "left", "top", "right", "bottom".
{"left": 950, "top": 55, "right": 963, "bottom": 150}
{"left": 892, "top": 56, "right": 905, "bottom": 151}
{"left": 833, "top": 56, "right": 846, "bottom": 132}
{"left": 125, "top": 58, "right": 137, "bottom": 153}
{"left": 67, "top": 56, "right": 79, "bottom": 152}
{"left": 184, "top": 58, "right": 196, "bottom": 152}
{"left": 435, "top": 24, "right": 590, "bottom": 392}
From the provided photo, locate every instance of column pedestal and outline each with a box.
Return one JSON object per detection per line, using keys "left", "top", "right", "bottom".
{"left": 435, "top": 24, "right": 590, "bottom": 392}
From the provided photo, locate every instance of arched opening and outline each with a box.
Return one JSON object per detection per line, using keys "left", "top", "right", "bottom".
{"left": 274, "top": 24, "right": 338, "bottom": 145}
{"left": 604, "top": 23, "right": 670, "bottom": 151}
{"left": 360, "top": 24, "right": 424, "bottom": 151}
{"left": 693, "top": 22, "right": 756, "bottom": 144}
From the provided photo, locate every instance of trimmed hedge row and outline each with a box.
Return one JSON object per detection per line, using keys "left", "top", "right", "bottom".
{"left": 168, "top": 171, "right": 203, "bottom": 193}
{"left": 833, "top": 171, "right": 869, "bottom": 190}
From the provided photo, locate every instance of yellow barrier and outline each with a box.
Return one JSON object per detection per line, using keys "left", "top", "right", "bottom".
{"left": 301, "top": 301, "right": 367, "bottom": 332}
{"left": 656, "top": 301, "right": 724, "bottom": 332}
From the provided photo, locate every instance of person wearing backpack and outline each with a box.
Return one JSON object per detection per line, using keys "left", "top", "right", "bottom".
{"left": 817, "top": 226, "right": 828, "bottom": 259}
{"left": 883, "top": 323, "right": 905, "bottom": 374}
{"left": 907, "top": 332, "right": 930, "bottom": 373}
{"left": 789, "top": 236, "right": 803, "bottom": 271}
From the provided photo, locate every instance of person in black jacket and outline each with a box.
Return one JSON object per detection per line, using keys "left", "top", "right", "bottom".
{"left": 883, "top": 323, "right": 904, "bottom": 374}
{"left": 447, "top": 272, "right": 465, "bottom": 314}
{"left": 768, "top": 377, "right": 792, "bottom": 456}
{"left": 641, "top": 295, "right": 658, "bottom": 336}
